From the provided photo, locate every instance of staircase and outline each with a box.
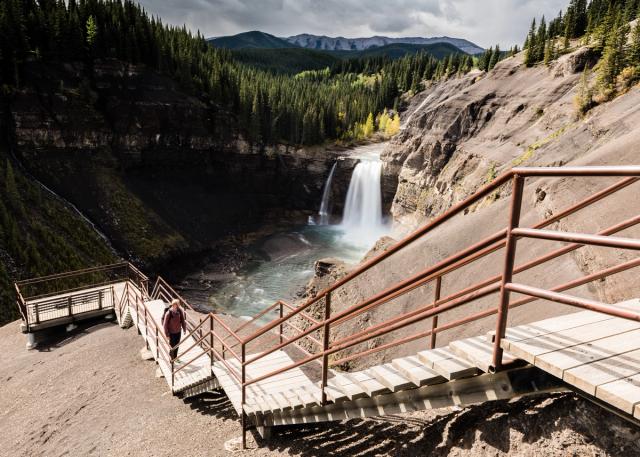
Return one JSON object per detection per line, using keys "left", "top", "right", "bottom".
{"left": 16, "top": 166, "right": 640, "bottom": 448}
{"left": 126, "top": 282, "right": 640, "bottom": 430}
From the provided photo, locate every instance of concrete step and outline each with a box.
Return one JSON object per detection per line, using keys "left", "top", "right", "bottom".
{"left": 417, "top": 347, "right": 480, "bottom": 380}
{"left": 392, "top": 355, "right": 446, "bottom": 387}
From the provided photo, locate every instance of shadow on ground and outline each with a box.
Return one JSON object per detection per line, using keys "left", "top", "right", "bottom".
{"left": 34, "top": 317, "right": 117, "bottom": 352}
{"left": 255, "top": 394, "right": 639, "bottom": 456}
{"left": 184, "top": 391, "right": 240, "bottom": 422}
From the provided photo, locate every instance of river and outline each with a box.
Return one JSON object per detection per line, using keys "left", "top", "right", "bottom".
{"left": 188, "top": 142, "right": 389, "bottom": 318}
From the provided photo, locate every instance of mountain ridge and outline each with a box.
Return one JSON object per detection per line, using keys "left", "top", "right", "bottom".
{"left": 286, "top": 33, "right": 484, "bottom": 54}
{"left": 208, "top": 31, "right": 483, "bottom": 54}
{"left": 209, "top": 30, "right": 296, "bottom": 49}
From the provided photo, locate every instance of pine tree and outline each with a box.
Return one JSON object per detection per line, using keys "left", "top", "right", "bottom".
{"left": 5, "top": 160, "right": 20, "bottom": 210}
{"left": 524, "top": 19, "right": 537, "bottom": 66}
{"left": 86, "top": 16, "right": 97, "bottom": 48}
{"left": 574, "top": 68, "right": 594, "bottom": 115}
{"left": 630, "top": 21, "right": 640, "bottom": 67}
{"left": 488, "top": 45, "right": 500, "bottom": 70}
{"left": 597, "top": 10, "right": 627, "bottom": 92}
{"left": 536, "top": 16, "right": 548, "bottom": 62}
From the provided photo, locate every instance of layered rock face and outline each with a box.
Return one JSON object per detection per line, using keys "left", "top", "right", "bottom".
{"left": 321, "top": 47, "right": 640, "bottom": 369}
{"left": 6, "top": 59, "right": 350, "bottom": 269}
{"left": 384, "top": 47, "right": 603, "bottom": 231}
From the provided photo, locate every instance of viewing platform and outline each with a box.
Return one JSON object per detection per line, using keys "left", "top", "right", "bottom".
{"left": 14, "top": 263, "right": 147, "bottom": 348}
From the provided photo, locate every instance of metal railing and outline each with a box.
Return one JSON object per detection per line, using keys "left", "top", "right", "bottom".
{"left": 227, "top": 165, "right": 640, "bottom": 447}
{"left": 16, "top": 262, "right": 148, "bottom": 331}
{"left": 13, "top": 166, "right": 640, "bottom": 449}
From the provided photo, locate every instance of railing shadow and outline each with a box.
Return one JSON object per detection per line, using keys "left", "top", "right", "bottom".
{"left": 183, "top": 391, "right": 239, "bottom": 421}
{"left": 261, "top": 393, "right": 635, "bottom": 456}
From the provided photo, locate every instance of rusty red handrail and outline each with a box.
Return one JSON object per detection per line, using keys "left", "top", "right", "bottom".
{"left": 231, "top": 165, "right": 640, "bottom": 443}
{"left": 12, "top": 166, "right": 640, "bottom": 451}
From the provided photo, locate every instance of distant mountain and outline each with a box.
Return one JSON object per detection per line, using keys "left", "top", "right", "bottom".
{"left": 209, "top": 31, "right": 296, "bottom": 49}
{"left": 331, "top": 42, "right": 464, "bottom": 60}
{"left": 286, "top": 34, "right": 484, "bottom": 55}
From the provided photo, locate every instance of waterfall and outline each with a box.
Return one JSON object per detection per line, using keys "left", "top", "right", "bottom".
{"left": 318, "top": 162, "right": 337, "bottom": 225}
{"left": 340, "top": 157, "right": 385, "bottom": 246}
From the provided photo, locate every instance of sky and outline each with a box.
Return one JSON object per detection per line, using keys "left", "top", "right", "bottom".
{"left": 137, "top": 0, "right": 569, "bottom": 49}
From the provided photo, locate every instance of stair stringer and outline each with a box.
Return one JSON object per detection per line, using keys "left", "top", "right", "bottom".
{"left": 249, "top": 366, "right": 568, "bottom": 427}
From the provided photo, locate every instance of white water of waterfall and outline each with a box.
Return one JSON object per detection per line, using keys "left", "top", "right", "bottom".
{"left": 340, "top": 156, "right": 386, "bottom": 247}
{"left": 318, "top": 162, "right": 337, "bottom": 225}
{"left": 197, "top": 143, "right": 389, "bottom": 318}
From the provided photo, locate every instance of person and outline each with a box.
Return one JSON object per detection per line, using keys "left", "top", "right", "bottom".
{"left": 163, "top": 298, "right": 186, "bottom": 363}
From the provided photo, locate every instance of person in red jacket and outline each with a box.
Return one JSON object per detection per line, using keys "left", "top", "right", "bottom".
{"left": 163, "top": 299, "right": 186, "bottom": 363}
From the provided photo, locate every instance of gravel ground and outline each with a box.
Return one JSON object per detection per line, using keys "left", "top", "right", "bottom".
{"left": 2, "top": 318, "right": 640, "bottom": 457}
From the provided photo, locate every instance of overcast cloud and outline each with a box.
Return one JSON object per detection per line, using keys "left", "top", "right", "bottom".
{"left": 137, "top": 0, "right": 569, "bottom": 48}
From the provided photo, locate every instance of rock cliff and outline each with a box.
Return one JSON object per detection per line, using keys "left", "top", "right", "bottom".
{"left": 5, "top": 58, "right": 352, "bottom": 272}
{"left": 312, "top": 47, "right": 640, "bottom": 370}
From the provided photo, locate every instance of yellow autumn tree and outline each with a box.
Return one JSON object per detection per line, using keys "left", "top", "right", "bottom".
{"left": 377, "top": 109, "right": 390, "bottom": 133}
{"left": 385, "top": 113, "right": 400, "bottom": 137}
{"left": 363, "top": 112, "right": 375, "bottom": 137}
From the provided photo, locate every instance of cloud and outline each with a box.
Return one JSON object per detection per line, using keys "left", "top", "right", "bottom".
{"left": 137, "top": 0, "right": 569, "bottom": 48}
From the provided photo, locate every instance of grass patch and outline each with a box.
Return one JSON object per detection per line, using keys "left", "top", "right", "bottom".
{"left": 513, "top": 124, "right": 572, "bottom": 166}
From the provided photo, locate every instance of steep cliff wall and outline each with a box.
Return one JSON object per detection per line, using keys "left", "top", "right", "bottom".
{"left": 307, "top": 47, "right": 640, "bottom": 370}
{"left": 5, "top": 59, "right": 349, "bottom": 272}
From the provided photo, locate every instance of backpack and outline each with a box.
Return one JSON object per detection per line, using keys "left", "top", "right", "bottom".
{"left": 162, "top": 306, "right": 184, "bottom": 326}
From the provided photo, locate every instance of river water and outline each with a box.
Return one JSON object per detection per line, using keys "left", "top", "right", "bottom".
{"left": 203, "top": 143, "right": 389, "bottom": 318}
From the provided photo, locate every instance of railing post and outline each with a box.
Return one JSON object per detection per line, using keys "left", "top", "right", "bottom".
{"left": 34, "top": 304, "right": 40, "bottom": 325}
{"left": 144, "top": 306, "right": 149, "bottom": 349}
{"left": 321, "top": 292, "right": 331, "bottom": 406}
{"left": 98, "top": 290, "right": 103, "bottom": 310}
{"left": 492, "top": 174, "right": 525, "bottom": 371}
{"left": 209, "top": 314, "right": 214, "bottom": 373}
{"left": 67, "top": 296, "right": 73, "bottom": 317}
{"left": 279, "top": 302, "right": 283, "bottom": 345}
{"left": 241, "top": 341, "right": 247, "bottom": 449}
{"left": 429, "top": 276, "right": 442, "bottom": 349}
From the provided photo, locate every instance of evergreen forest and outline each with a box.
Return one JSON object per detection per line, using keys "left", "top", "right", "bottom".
{"left": 0, "top": 0, "right": 485, "bottom": 147}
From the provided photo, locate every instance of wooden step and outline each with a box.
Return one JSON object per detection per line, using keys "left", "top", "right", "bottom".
{"left": 323, "top": 384, "right": 349, "bottom": 403}
{"left": 392, "top": 356, "right": 446, "bottom": 387}
{"left": 327, "top": 374, "right": 369, "bottom": 400}
{"left": 449, "top": 336, "right": 517, "bottom": 372}
{"left": 271, "top": 391, "right": 293, "bottom": 411}
{"left": 292, "top": 387, "right": 320, "bottom": 408}
{"left": 280, "top": 389, "right": 305, "bottom": 410}
{"left": 501, "top": 318, "right": 640, "bottom": 364}
{"left": 366, "top": 364, "right": 415, "bottom": 392}
{"left": 302, "top": 385, "right": 324, "bottom": 405}
{"left": 417, "top": 347, "right": 480, "bottom": 380}
{"left": 346, "top": 371, "right": 390, "bottom": 397}
{"left": 596, "top": 373, "right": 640, "bottom": 418}
{"left": 564, "top": 348, "right": 640, "bottom": 397}
{"left": 263, "top": 393, "right": 281, "bottom": 412}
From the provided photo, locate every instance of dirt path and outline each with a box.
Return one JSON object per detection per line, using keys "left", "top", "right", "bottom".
{"left": 1, "top": 318, "right": 639, "bottom": 457}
